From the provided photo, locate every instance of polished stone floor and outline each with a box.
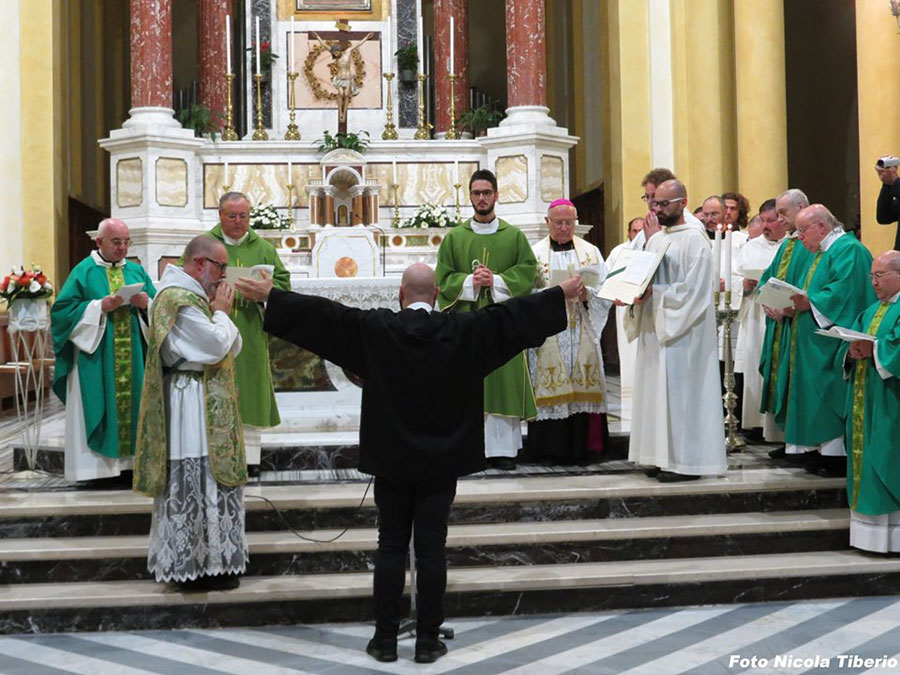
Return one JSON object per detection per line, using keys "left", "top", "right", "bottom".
{"left": 2, "top": 596, "right": 900, "bottom": 674}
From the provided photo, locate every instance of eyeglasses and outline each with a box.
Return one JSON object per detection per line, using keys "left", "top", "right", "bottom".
{"left": 549, "top": 219, "right": 575, "bottom": 227}
{"left": 470, "top": 189, "right": 495, "bottom": 198}
{"left": 109, "top": 238, "right": 131, "bottom": 247}
{"left": 871, "top": 271, "right": 899, "bottom": 280}
{"left": 648, "top": 198, "right": 682, "bottom": 209}
{"left": 224, "top": 212, "right": 249, "bottom": 221}
{"left": 199, "top": 256, "right": 228, "bottom": 272}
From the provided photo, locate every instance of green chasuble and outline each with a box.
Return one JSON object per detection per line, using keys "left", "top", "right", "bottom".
{"left": 133, "top": 285, "right": 246, "bottom": 497}
{"left": 842, "top": 299, "right": 900, "bottom": 515}
{"left": 435, "top": 219, "right": 538, "bottom": 418}
{"left": 51, "top": 254, "right": 156, "bottom": 459}
{"left": 757, "top": 236, "right": 813, "bottom": 427}
{"left": 783, "top": 234, "right": 876, "bottom": 446}
{"left": 206, "top": 225, "right": 291, "bottom": 427}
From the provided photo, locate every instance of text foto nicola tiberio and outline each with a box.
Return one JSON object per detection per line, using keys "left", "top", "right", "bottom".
{"left": 729, "top": 654, "right": 900, "bottom": 670}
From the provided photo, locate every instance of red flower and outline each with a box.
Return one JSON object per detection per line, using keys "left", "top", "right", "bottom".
{"left": 0, "top": 277, "right": 8, "bottom": 292}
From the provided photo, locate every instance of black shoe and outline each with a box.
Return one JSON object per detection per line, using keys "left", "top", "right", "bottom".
{"left": 656, "top": 471, "right": 701, "bottom": 483}
{"left": 643, "top": 467, "right": 662, "bottom": 478}
{"left": 415, "top": 639, "right": 448, "bottom": 664}
{"left": 205, "top": 573, "right": 241, "bottom": 590}
{"left": 786, "top": 450, "right": 818, "bottom": 464}
{"left": 817, "top": 456, "right": 847, "bottom": 478}
{"left": 768, "top": 446, "right": 787, "bottom": 460}
{"left": 79, "top": 472, "right": 134, "bottom": 490}
{"left": 489, "top": 457, "right": 516, "bottom": 471}
{"left": 366, "top": 638, "right": 398, "bottom": 663}
{"left": 803, "top": 455, "right": 823, "bottom": 474}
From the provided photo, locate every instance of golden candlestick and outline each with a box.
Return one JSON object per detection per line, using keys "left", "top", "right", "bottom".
{"left": 414, "top": 73, "right": 432, "bottom": 140}
{"left": 252, "top": 73, "right": 268, "bottom": 141}
{"left": 391, "top": 183, "right": 401, "bottom": 226}
{"left": 445, "top": 73, "right": 460, "bottom": 140}
{"left": 285, "top": 72, "right": 301, "bottom": 140}
{"left": 382, "top": 72, "right": 399, "bottom": 140}
{"left": 453, "top": 182, "right": 461, "bottom": 220}
{"left": 222, "top": 72, "right": 238, "bottom": 141}
{"left": 286, "top": 183, "right": 296, "bottom": 227}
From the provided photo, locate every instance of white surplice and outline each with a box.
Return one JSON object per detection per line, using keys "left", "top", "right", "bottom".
{"left": 626, "top": 221, "right": 726, "bottom": 475}
{"left": 734, "top": 234, "right": 785, "bottom": 433}
{"left": 64, "top": 251, "right": 147, "bottom": 481}
{"left": 528, "top": 237, "right": 611, "bottom": 420}
{"left": 607, "top": 239, "right": 641, "bottom": 422}
{"left": 147, "top": 265, "right": 248, "bottom": 583}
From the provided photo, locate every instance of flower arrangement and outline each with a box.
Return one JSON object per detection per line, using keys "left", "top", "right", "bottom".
{"left": 247, "top": 41, "right": 279, "bottom": 74}
{"left": 250, "top": 204, "right": 292, "bottom": 230}
{"left": 398, "top": 203, "right": 461, "bottom": 229}
{"left": 0, "top": 264, "right": 53, "bottom": 306}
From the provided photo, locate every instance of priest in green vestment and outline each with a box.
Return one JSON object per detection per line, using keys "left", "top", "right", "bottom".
{"left": 435, "top": 169, "right": 538, "bottom": 470}
{"left": 758, "top": 189, "right": 813, "bottom": 454}
{"left": 51, "top": 218, "right": 156, "bottom": 484}
{"left": 205, "top": 191, "right": 291, "bottom": 471}
{"left": 841, "top": 250, "right": 900, "bottom": 553}
{"left": 782, "top": 204, "right": 876, "bottom": 477}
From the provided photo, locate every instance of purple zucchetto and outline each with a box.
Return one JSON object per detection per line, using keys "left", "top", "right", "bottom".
{"left": 548, "top": 198, "right": 575, "bottom": 210}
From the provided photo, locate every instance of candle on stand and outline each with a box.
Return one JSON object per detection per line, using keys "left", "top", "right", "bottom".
{"left": 417, "top": 14, "right": 424, "bottom": 75}
{"left": 392, "top": 160, "right": 398, "bottom": 185}
{"left": 255, "top": 16, "right": 261, "bottom": 76}
{"left": 289, "top": 16, "right": 295, "bottom": 72}
{"left": 225, "top": 15, "right": 232, "bottom": 73}
{"left": 385, "top": 16, "right": 392, "bottom": 69}
{"left": 723, "top": 224, "right": 733, "bottom": 293}
{"left": 449, "top": 16, "right": 455, "bottom": 75}
{"left": 287, "top": 156, "right": 292, "bottom": 178}
{"left": 713, "top": 224, "right": 722, "bottom": 291}
{"left": 224, "top": 159, "right": 230, "bottom": 186}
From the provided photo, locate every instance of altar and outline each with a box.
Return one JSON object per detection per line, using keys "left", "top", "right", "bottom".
{"left": 99, "top": 0, "right": 578, "bottom": 434}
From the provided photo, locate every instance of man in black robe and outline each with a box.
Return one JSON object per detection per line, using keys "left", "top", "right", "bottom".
{"left": 236, "top": 264, "right": 580, "bottom": 664}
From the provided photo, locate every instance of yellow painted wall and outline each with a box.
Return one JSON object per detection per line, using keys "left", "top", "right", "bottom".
{"left": 0, "top": 1, "right": 24, "bottom": 280}
{"left": 856, "top": 0, "right": 900, "bottom": 255}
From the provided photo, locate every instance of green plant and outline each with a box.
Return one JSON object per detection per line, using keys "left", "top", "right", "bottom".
{"left": 456, "top": 104, "right": 504, "bottom": 137}
{"left": 247, "top": 41, "right": 279, "bottom": 73}
{"left": 394, "top": 43, "right": 419, "bottom": 73}
{"left": 316, "top": 130, "right": 371, "bottom": 154}
{"left": 177, "top": 104, "right": 222, "bottom": 140}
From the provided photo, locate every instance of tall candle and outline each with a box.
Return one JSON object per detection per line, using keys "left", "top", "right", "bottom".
{"left": 713, "top": 225, "right": 722, "bottom": 291}
{"left": 723, "top": 225, "right": 733, "bottom": 293}
{"left": 224, "top": 159, "right": 230, "bottom": 185}
{"left": 454, "top": 159, "right": 459, "bottom": 184}
{"left": 289, "top": 16, "right": 295, "bottom": 72}
{"left": 385, "top": 16, "right": 392, "bottom": 68}
{"left": 418, "top": 13, "right": 424, "bottom": 75}
{"left": 392, "top": 160, "right": 398, "bottom": 184}
{"left": 225, "top": 15, "right": 232, "bottom": 74}
{"left": 287, "top": 156, "right": 292, "bottom": 178}
{"left": 449, "top": 17, "right": 455, "bottom": 75}
{"left": 255, "top": 16, "right": 261, "bottom": 76}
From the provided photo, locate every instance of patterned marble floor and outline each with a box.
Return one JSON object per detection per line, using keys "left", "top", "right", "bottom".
{"left": 2, "top": 596, "right": 900, "bottom": 674}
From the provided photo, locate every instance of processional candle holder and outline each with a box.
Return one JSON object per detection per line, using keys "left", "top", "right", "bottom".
{"left": 222, "top": 72, "right": 239, "bottom": 141}
{"left": 382, "top": 73, "right": 399, "bottom": 140}
{"left": 444, "top": 73, "right": 461, "bottom": 140}
{"left": 453, "top": 182, "right": 461, "bottom": 220}
{"left": 284, "top": 72, "right": 301, "bottom": 140}
{"left": 391, "top": 183, "right": 401, "bottom": 226}
{"left": 414, "top": 74, "right": 432, "bottom": 140}
{"left": 252, "top": 73, "right": 269, "bottom": 141}
{"left": 286, "top": 183, "right": 296, "bottom": 227}
{"left": 716, "top": 290, "right": 745, "bottom": 452}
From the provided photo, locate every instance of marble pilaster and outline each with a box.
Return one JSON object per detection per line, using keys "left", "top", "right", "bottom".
{"left": 126, "top": 0, "right": 180, "bottom": 129}
{"left": 197, "top": 0, "right": 233, "bottom": 122}
{"left": 501, "top": 0, "right": 554, "bottom": 128}
{"left": 434, "top": 0, "right": 468, "bottom": 134}
{"left": 396, "top": 0, "right": 418, "bottom": 127}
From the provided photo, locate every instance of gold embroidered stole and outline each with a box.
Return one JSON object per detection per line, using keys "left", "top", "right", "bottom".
{"left": 134, "top": 286, "right": 246, "bottom": 497}
{"left": 849, "top": 303, "right": 891, "bottom": 509}
{"left": 106, "top": 266, "right": 133, "bottom": 455}
{"left": 764, "top": 239, "right": 797, "bottom": 409}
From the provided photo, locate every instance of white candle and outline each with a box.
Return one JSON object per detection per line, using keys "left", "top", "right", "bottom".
{"left": 392, "top": 160, "right": 398, "bottom": 184}
{"left": 454, "top": 160, "right": 459, "bottom": 184}
{"left": 418, "top": 14, "right": 424, "bottom": 75}
{"left": 385, "top": 16, "right": 392, "bottom": 68}
{"left": 449, "top": 17, "right": 455, "bottom": 75}
{"left": 225, "top": 15, "right": 232, "bottom": 74}
{"left": 224, "top": 159, "right": 230, "bottom": 185}
{"left": 723, "top": 225, "right": 733, "bottom": 293}
{"left": 289, "top": 16, "right": 295, "bottom": 73}
{"left": 287, "top": 157, "right": 292, "bottom": 178}
{"left": 713, "top": 225, "right": 721, "bottom": 292}
{"left": 255, "top": 16, "right": 261, "bottom": 76}
{"left": 322, "top": 165, "right": 326, "bottom": 181}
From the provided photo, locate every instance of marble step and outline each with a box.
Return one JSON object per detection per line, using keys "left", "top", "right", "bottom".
{"left": 0, "top": 509, "right": 851, "bottom": 584}
{"left": 0, "top": 469, "right": 846, "bottom": 539}
{"left": 2, "top": 550, "right": 898, "bottom": 634}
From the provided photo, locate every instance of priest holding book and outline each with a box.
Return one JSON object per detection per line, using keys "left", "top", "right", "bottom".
{"left": 841, "top": 250, "right": 900, "bottom": 552}
{"left": 526, "top": 199, "right": 611, "bottom": 465}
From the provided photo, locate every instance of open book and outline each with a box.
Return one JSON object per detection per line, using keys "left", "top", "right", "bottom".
{"left": 757, "top": 277, "right": 805, "bottom": 310}
{"left": 549, "top": 265, "right": 602, "bottom": 290}
{"left": 115, "top": 282, "right": 146, "bottom": 302}
{"left": 815, "top": 326, "right": 876, "bottom": 343}
{"left": 225, "top": 264, "right": 275, "bottom": 286}
{"left": 596, "top": 242, "right": 670, "bottom": 305}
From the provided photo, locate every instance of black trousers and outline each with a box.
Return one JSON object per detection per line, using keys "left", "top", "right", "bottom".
{"left": 373, "top": 475, "right": 458, "bottom": 639}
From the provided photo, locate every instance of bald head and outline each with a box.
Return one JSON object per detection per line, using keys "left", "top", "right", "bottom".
{"left": 399, "top": 263, "right": 438, "bottom": 308}
{"left": 657, "top": 179, "right": 687, "bottom": 200}
{"left": 96, "top": 218, "right": 131, "bottom": 263}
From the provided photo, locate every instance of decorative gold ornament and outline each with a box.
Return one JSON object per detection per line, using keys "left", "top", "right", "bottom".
{"left": 222, "top": 72, "right": 238, "bottom": 141}
{"left": 382, "top": 72, "right": 398, "bottom": 140}
{"left": 414, "top": 73, "right": 432, "bottom": 140}
{"left": 285, "top": 71, "right": 301, "bottom": 140}
{"left": 444, "top": 73, "right": 460, "bottom": 140}
{"left": 252, "top": 73, "right": 268, "bottom": 140}
{"left": 303, "top": 43, "right": 366, "bottom": 101}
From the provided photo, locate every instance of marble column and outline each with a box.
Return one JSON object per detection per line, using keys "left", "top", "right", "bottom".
{"left": 308, "top": 189, "right": 322, "bottom": 226}
{"left": 366, "top": 190, "right": 379, "bottom": 224}
{"left": 127, "top": 0, "right": 178, "bottom": 127}
{"left": 351, "top": 187, "right": 364, "bottom": 226}
{"left": 501, "top": 0, "right": 554, "bottom": 127}
{"left": 434, "top": 0, "right": 468, "bottom": 134}
{"left": 197, "top": 0, "right": 232, "bottom": 122}
{"left": 323, "top": 187, "right": 336, "bottom": 226}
